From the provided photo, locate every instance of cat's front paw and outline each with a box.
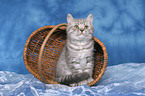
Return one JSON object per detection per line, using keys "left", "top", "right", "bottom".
{"left": 69, "top": 78, "right": 94, "bottom": 87}
{"left": 86, "top": 78, "right": 94, "bottom": 84}
{"left": 77, "top": 80, "right": 88, "bottom": 86}
{"left": 69, "top": 83, "right": 77, "bottom": 87}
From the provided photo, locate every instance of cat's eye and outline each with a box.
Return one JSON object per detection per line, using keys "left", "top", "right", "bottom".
{"left": 84, "top": 25, "right": 89, "bottom": 29}
{"left": 74, "top": 25, "right": 79, "bottom": 29}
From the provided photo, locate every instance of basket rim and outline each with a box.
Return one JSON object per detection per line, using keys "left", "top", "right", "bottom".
{"left": 38, "top": 23, "right": 67, "bottom": 83}
{"left": 87, "top": 37, "right": 108, "bottom": 86}
{"left": 23, "top": 23, "right": 108, "bottom": 86}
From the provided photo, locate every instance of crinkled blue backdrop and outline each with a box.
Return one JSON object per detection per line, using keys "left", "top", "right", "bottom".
{"left": 0, "top": 0, "right": 145, "bottom": 74}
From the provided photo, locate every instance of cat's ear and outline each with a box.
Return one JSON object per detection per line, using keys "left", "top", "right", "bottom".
{"left": 67, "top": 14, "right": 74, "bottom": 24}
{"left": 86, "top": 14, "right": 93, "bottom": 24}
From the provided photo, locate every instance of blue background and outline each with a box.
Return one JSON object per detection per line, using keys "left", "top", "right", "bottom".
{"left": 0, "top": 0, "right": 145, "bottom": 74}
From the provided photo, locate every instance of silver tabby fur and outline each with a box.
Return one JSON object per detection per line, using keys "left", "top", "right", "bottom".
{"left": 55, "top": 14, "right": 94, "bottom": 86}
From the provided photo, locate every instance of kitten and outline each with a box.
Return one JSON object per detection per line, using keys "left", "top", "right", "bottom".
{"left": 54, "top": 14, "right": 94, "bottom": 86}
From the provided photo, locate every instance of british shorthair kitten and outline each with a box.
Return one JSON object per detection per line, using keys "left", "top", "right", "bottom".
{"left": 55, "top": 14, "right": 94, "bottom": 86}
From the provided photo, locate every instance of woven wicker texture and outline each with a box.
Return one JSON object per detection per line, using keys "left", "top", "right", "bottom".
{"left": 23, "top": 23, "right": 108, "bottom": 86}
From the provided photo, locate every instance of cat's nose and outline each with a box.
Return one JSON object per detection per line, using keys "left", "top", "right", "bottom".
{"left": 80, "top": 29, "right": 84, "bottom": 32}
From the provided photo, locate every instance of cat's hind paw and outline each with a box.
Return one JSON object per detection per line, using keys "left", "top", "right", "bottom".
{"left": 69, "top": 83, "right": 77, "bottom": 87}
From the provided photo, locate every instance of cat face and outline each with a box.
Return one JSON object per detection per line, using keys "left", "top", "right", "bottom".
{"left": 66, "top": 14, "right": 94, "bottom": 41}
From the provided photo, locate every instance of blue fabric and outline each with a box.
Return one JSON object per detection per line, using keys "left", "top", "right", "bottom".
{"left": 0, "top": 0, "right": 144, "bottom": 74}
{"left": 0, "top": 63, "right": 145, "bottom": 96}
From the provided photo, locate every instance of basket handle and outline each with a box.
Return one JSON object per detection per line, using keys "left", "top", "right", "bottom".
{"left": 38, "top": 23, "right": 67, "bottom": 83}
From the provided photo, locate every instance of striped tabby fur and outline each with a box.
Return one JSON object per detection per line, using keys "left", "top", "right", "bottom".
{"left": 55, "top": 14, "right": 94, "bottom": 86}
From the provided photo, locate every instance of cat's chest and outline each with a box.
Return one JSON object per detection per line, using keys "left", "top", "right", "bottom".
{"left": 66, "top": 40, "right": 94, "bottom": 51}
{"left": 76, "top": 52, "right": 87, "bottom": 58}
{"left": 67, "top": 50, "right": 92, "bottom": 60}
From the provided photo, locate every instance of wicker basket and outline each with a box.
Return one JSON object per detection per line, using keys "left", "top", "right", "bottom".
{"left": 23, "top": 23, "right": 108, "bottom": 86}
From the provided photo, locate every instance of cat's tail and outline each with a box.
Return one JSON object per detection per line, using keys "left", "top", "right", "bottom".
{"left": 54, "top": 72, "right": 90, "bottom": 85}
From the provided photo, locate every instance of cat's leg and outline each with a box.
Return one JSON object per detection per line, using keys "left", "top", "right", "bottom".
{"left": 77, "top": 72, "right": 93, "bottom": 86}
{"left": 84, "top": 59, "right": 94, "bottom": 84}
{"left": 75, "top": 62, "right": 94, "bottom": 86}
{"left": 69, "top": 72, "right": 90, "bottom": 86}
